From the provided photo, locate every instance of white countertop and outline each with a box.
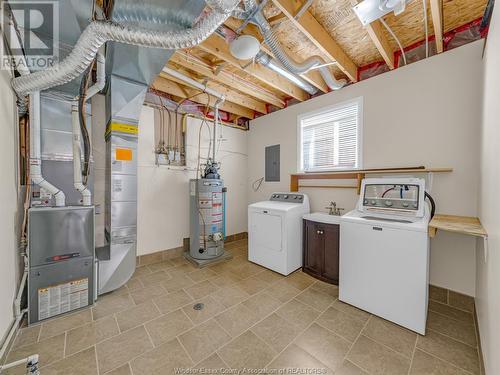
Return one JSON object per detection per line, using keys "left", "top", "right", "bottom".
{"left": 303, "top": 212, "right": 342, "bottom": 225}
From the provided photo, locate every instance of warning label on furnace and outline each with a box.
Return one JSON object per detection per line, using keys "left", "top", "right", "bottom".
{"left": 38, "top": 278, "right": 89, "bottom": 320}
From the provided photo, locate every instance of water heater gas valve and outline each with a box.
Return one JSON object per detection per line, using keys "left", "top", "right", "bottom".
{"left": 212, "top": 232, "right": 224, "bottom": 242}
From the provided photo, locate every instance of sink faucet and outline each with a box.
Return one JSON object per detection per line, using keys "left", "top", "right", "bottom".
{"left": 325, "top": 201, "right": 344, "bottom": 216}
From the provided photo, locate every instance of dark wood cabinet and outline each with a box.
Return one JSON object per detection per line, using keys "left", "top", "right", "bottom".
{"left": 303, "top": 219, "right": 340, "bottom": 285}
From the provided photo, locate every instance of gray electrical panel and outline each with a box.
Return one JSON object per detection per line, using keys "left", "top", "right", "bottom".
{"left": 265, "top": 144, "right": 280, "bottom": 182}
{"left": 28, "top": 206, "right": 95, "bottom": 324}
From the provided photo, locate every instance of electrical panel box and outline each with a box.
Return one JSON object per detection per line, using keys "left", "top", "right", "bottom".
{"left": 28, "top": 206, "right": 95, "bottom": 324}
{"left": 265, "top": 144, "right": 280, "bottom": 182}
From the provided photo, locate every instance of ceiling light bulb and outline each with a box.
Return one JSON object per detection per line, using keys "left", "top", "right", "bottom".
{"left": 379, "top": 0, "right": 406, "bottom": 15}
{"left": 229, "top": 35, "right": 261, "bottom": 60}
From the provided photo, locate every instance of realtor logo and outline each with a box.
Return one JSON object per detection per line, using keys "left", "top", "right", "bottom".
{"left": 1, "top": 0, "right": 59, "bottom": 71}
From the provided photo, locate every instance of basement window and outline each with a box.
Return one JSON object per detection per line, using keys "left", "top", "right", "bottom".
{"left": 298, "top": 97, "right": 363, "bottom": 172}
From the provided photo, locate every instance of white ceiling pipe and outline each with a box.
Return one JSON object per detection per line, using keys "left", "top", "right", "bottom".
{"left": 162, "top": 67, "right": 225, "bottom": 101}
{"left": 30, "top": 91, "right": 66, "bottom": 206}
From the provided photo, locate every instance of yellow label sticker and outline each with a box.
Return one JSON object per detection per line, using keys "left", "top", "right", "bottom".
{"left": 106, "top": 122, "right": 138, "bottom": 136}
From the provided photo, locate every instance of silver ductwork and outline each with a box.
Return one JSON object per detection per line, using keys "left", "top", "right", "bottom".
{"left": 11, "top": 0, "right": 241, "bottom": 96}
{"left": 11, "top": 0, "right": 238, "bottom": 296}
{"left": 98, "top": 0, "right": 221, "bottom": 294}
{"left": 255, "top": 52, "right": 318, "bottom": 95}
{"left": 236, "top": 0, "right": 347, "bottom": 90}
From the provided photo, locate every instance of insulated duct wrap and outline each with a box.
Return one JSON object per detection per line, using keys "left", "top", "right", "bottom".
{"left": 11, "top": 0, "right": 240, "bottom": 96}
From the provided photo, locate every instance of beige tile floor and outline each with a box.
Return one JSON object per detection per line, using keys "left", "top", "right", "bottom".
{"left": 4, "top": 239, "right": 482, "bottom": 375}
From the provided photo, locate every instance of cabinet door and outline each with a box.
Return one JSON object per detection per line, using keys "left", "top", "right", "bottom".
{"left": 304, "top": 220, "right": 324, "bottom": 276}
{"left": 322, "top": 224, "right": 340, "bottom": 284}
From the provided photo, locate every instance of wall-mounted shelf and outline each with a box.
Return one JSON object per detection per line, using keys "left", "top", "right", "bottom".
{"left": 429, "top": 214, "right": 487, "bottom": 238}
{"left": 290, "top": 167, "right": 453, "bottom": 194}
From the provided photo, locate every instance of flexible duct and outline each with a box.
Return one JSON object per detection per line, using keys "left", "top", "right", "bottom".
{"left": 11, "top": 0, "right": 240, "bottom": 96}
{"left": 255, "top": 52, "right": 318, "bottom": 95}
{"left": 244, "top": 2, "right": 346, "bottom": 90}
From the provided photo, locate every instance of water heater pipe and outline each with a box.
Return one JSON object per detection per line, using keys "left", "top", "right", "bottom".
{"left": 30, "top": 91, "right": 66, "bottom": 206}
{"left": 161, "top": 66, "right": 225, "bottom": 163}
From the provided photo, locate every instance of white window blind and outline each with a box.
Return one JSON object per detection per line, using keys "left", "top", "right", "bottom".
{"left": 299, "top": 99, "right": 361, "bottom": 172}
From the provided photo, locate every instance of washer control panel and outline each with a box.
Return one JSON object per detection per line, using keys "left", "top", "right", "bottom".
{"left": 270, "top": 193, "right": 304, "bottom": 203}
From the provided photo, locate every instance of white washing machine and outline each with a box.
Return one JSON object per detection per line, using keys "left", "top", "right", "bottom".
{"left": 340, "top": 178, "right": 431, "bottom": 334}
{"left": 248, "top": 193, "right": 310, "bottom": 275}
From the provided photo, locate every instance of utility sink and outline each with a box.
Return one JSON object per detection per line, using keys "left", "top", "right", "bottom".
{"left": 303, "top": 212, "right": 342, "bottom": 225}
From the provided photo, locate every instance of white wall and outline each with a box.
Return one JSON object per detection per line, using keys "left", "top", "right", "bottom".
{"left": 137, "top": 107, "right": 248, "bottom": 255}
{"left": 248, "top": 41, "right": 485, "bottom": 296}
{"left": 476, "top": 3, "right": 500, "bottom": 374}
{"left": 0, "top": 61, "right": 21, "bottom": 343}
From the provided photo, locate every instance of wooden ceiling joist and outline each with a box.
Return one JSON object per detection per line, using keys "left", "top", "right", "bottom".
{"left": 224, "top": 18, "right": 329, "bottom": 93}
{"left": 430, "top": 0, "right": 444, "bottom": 53}
{"left": 271, "top": 0, "right": 358, "bottom": 82}
{"left": 170, "top": 51, "right": 286, "bottom": 108}
{"left": 350, "top": 0, "right": 395, "bottom": 69}
{"left": 199, "top": 34, "right": 310, "bottom": 101}
{"left": 160, "top": 67, "right": 267, "bottom": 114}
{"left": 364, "top": 20, "right": 395, "bottom": 69}
{"left": 152, "top": 77, "right": 255, "bottom": 119}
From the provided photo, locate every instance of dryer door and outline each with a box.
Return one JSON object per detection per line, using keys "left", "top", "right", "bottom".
{"left": 250, "top": 210, "right": 283, "bottom": 253}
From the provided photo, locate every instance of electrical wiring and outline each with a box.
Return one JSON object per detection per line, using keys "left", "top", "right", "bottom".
{"left": 380, "top": 18, "right": 407, "bottom": 65}
{"left": 78, "top": 61, "right": 94, "bottom": 185}
{"left": 252, "top": 177, "right": 264, "bottom": 191}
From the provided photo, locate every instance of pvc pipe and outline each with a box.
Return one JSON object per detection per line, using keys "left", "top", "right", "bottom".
{"left": 30, "top": 91, "right": 66, "bottom": 206}
{"left": 0, "top": 353, "right": 39, "bottom": 372}
{"left": 213, "top": 103, "right": 219, "bottom": 161}
{"left": 0, "top": 257, "right": 29, "bottom": 363}
{"left": 162, "top": 67, "right": 225, "bottom": 101}
{"left": 0, "top": 309, "right": 28, "bottom": 365}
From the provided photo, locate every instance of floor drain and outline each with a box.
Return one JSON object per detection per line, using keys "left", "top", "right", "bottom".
{"left": 193, "top": 303, "right": 204, "bottom": 311}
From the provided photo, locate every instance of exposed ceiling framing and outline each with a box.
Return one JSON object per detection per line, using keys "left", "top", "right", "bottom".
{"left": 151, "top": 0, "right": 488, "bottom": 122}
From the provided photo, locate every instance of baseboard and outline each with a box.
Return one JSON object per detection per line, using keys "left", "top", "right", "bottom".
{"left": 430, "top": 284, "right": 485, "bottom": 374}
{"left": 473, "top": 305, "right": 486, "bottom": 375}
{"left": 136, "top": 232, "right": 248, "bottom": 267}
{"left": 429, "top": 284, "right": 475, "bottom": 312}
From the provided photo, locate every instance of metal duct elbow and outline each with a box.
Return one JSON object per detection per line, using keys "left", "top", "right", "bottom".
{"left": 256, "top": 52, "right": 318, "bottom": 95}
{"left": 11, "top": 0, "right": 240, "bottom": 96}
{"left": 244, "top": 2, "right": 346, "bottom": 90}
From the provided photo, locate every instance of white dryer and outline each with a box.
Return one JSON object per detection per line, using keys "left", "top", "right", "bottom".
{"left": 248, "top": 193, "right": 310, "bottom": 275}
{"left": 340, "top": 178, "right": 431, "bottom": 334}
